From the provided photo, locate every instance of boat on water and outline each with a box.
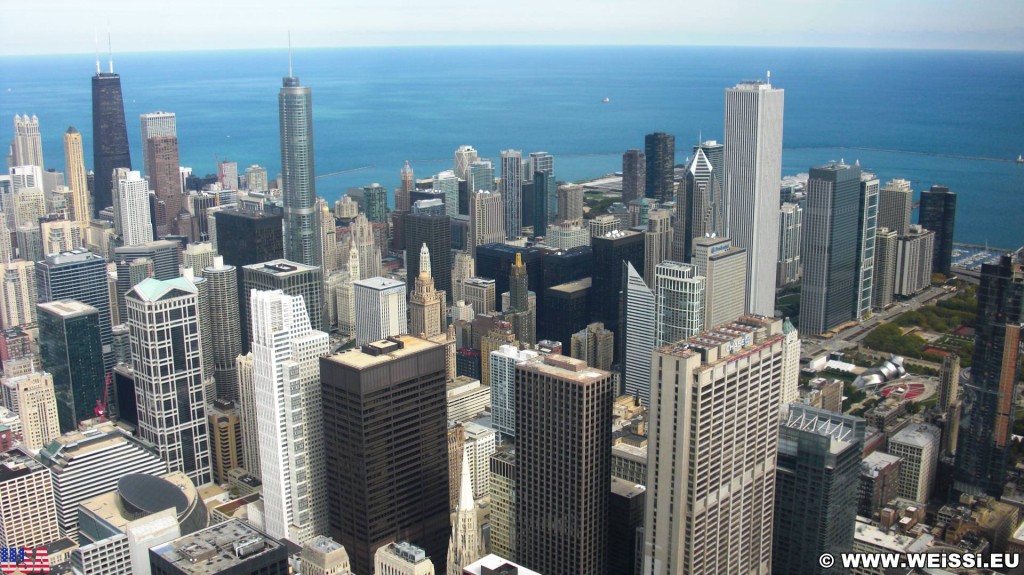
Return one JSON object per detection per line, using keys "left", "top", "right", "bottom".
{"left": 1017, "top": 154, "right": 1023, "bottom": 164}
{"left": 602, "top": 97, "right": 610, "bottom": 103}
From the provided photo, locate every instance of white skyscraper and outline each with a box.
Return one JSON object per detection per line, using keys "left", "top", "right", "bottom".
{"left": 692, "top": 236, "right": 748, "bottom": 331}
{"left": 349, "top": 214, "right": 383, "bottom": 280}
{"left": 469, "top": 190, "right": 504, "bottom": 256}
{"left": 489, "top": 344, "right": 538, "bottom": 440}
{"left": 781, "top": 317, "right": 801, "bottom": 405}
{"left": 11, "top": 115, "right": 43, "bottom": 168}
{"left": 724, "top": 78, "right": 784, "bottom": 316}
{"left": 353, "top": 277, "right": 406, "bottom": 345}
{"left": 654, "top": 261, "right": 706, "bottom": 346}
{"left": 623, "top": 261, "right": 656, "bottom": 407}
{"left": 433, "top": 170, "right": 459, "bottom": 217}
{"left": 114, "top": 169, "right": 154, "bottom": 247}
{"left": 454, "top": 145, "right": 479, "bottom": 181}
{"left": 126, "top": 277, "right": 211, "bottom": 486}
{"left": 499, "top": 150, "right": 522, "bottom": 240}
{"left": 643, "top": 316, "right": 784, "bottom": 575}
{"left": 250, "top": 289, "right": 330, "bottom": 543}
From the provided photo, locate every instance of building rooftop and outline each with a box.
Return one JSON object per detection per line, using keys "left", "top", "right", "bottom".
{"left": 41, "top": 248, "right": 103, "bottom": 265}
{"left": 862, "top": 451, "right": 902, "bottom": 478}
{"left": 0, "top": 447, "right": 46, "bottom": 483}
{"left": 130, "top": 277, "right": 197, "bottom": 301}
{"left": 465, "top": 277, "right": 496, "bottom": 287}
{"left": 324, "top": 334, "right": 439, "bottom": 370}
{"left": 80, "top": 471, "right": 197, "bottom": 532}
{"left": 518, "top": 354, "right": 610, "bottom": 384}
{"left": 548, "top": 277, "right": 592, "bottom": 294}
{"left": 463, "top": 554, "right": 544, "bottom": 575}
{"left": 352, "top": 276, "right": 405, "bottom": 290}
{"left": 379, "top": 541, "right": 430, "bottom": 564}
{"left": 243, "top": 259, "right": 318, "bottom": 275}
{"left": 39, "top": 422, "right": 161, "bottom": 472}
{"left": 890, "top": 423, "right": 941, "bottom": 449}
{"left": 149, "top": 520, "right": 282, "bottom": 574}
{"left": 854, "top": 516, "right": 934, "bottom": 553}
{"left": 37, "top": 299, "right": 98, "bottom": 319}
{"left": 610, "top": 477, "right": 646, "bottom": 499}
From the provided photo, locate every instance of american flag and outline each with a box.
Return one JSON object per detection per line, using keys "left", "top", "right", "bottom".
{"left": 0, "top": 547, "right": 49, "bottom": 574}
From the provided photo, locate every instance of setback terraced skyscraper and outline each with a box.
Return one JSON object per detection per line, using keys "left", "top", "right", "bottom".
{"left": 279, "top": 70, "right": 322, "bottom": 268}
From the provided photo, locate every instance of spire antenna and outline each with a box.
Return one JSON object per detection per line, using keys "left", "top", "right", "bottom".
{"left": 94, "top": 30, "right": 100, "bottom": 74}
{"left": 288, "top": 31, "right": 293, "bottom": 77}
{"left": 107, "top": 25, "right": 113, "bottom": 73}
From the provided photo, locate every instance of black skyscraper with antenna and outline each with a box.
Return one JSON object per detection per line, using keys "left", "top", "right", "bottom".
{"left": 91, "top": 35, "right": 132, "bottom": 216}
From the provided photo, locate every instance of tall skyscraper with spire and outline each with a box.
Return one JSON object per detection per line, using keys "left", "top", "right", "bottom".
{"left": 91, "top": 43, "right": 132, "bottom": 216}
{"left": 504, "top": 253, "right": 535, "bottom": 345}
{"left": 446, "top": 449, "right": 483, "bottom": 575}
{"left": 279, "top": 50, "right": 322, "bottom": 268}
{"left": 410, "top": 243, "right": 445, "bottom": 338}
{"left": 11, "top": 114, "right": 44, "bottom": 168}
{"left": 724, "top": 77, "right": 784, "bottom": 316}
{"left": 63, "top": 127, "right": 91, "bottom": 228}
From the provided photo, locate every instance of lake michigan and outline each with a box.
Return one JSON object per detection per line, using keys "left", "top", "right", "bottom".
{"left": 1, "top": 46, "right": 1022, "bottom": 247}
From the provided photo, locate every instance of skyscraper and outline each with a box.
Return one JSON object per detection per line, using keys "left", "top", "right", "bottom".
{"left": 204, "top": 257, "right": 241, "bottom": 401}
{"left": 139, "top": 111, "right": 177, "bottom": 177}
{"left": 434, "top": 170, "right": 460, "bottom": 217}
{"left": 468, "top": 160, "right": 494, "bottom": 195}
{"left": 113, "top": 168, "right": 154, "bottom": 247}
{"left": 643, "top": 317, "right": 784, "bottom": 575}
{"left": 447, "top": 450, "right": 483, "bottom": 575}
{"left": 398, "top": 160, "right": 415, "bottom": 212}
{"left": 63, "top": 126, "right": 91, "bottom": 228}
{"left": 654, "top": 261, "right": 705, "bottom": 346}
{"left": 591, "top": 229, "right": 645, "bottom": 342}
{"left": 146, "top": 135, "right": 182, "bottom": 236}
{"left": 242, "top": 259, "right": 324, "bottom": 340}
{"left": 918, "top": 185, "right": 957, "bottom": 276}
{"left": 469, "top": 191, "right": 504, "bottom": 256}
{"left": 873, "top": 227, "right": 898, "bottom": 309}
{"left": 878, "top": 178, "right": 913, "bottom": 236}
{"left": 490, "top": 345, "right": 538, "bottom": 441}
{"left": 724, "top": 79, "right": 784, "bottom": 316}
{"left": 556, "top": 183, "right": 583, "bottom": 224}
{"left": 0, "top": 260, "right": 36, "bottom": 330}
{"left": 36, "top": 249, "right": 113, "bottom": 369}
{"left": 644, "top": 132, "right": 675, "bottom": 203}
{"left": 37, "top": 300, "right": 105, "bottom": 433}
{"left": 504, "top": 253, "right": 535, "bottom": 345}
{"left": 409, "top": 244, "right": 446, "bottom": 339}
{"left": 621, "top": 148, "right": 646, "bottom": 205}
{"left": 11, "top": 114, "right": 43, "bottom": 168}
{"left": 0, "top": 448, "right": 60, "bottom": 549}
{"left": 92, "top": 60, "right": 132, "bottom": 216}
{"left": 500, "top": 150, "right": 523, "bottom": 240}
{"left": 954, "top": 250, "right": 1024, "bottom": 497}
{"left": 894, "top": 225, "right": 935, "bottom": 297}
{"left": 320, "top": 336, "right": 450, "bottom": 575}
{"left": 856, "top": 172, "right": 879, "bottom": 320}
{"left": 279, "top": 71, "right": 322, "bottom": 268}
{"left": 353, "top": 277, "right": 406, "bottom": 345}
{"left": 405, "top": 210, "right": 452, "bottom": 304}
{"left": 361, "top": 183, "right": 388, "bottom": 223}
{"left": 528, "top": 151, "right": 555, "bottom": 225}
{"left": 6, "top": 372, "right": 60, "bottom": 451}
{"left": 531, "top": 170, "right": 550, "bottom": 237}
{"left": 455, "top": 146, "right": 479, "bottom": 181}
{"left": 126, "top": 277, "right": 211, "bottom": 486}
{"left": 777, "top": 202, "right": 802, "bottom": 286}
{"left": 514, "top": 354, "right": 612, "bottom": 575}
{"left": 773, "top": 405, "right": 864, "bottom": 575}
{"left": 673, "top": 144, "right": 724, "bottom": 262}
{"left": 644, "top": 208, "right": 673, "bottom": 287}
{"left": 623, "top": 261, "right": 656, "bottom": 405}
{"left": 800, "top": 162, "right": 863, "bottom": 336}
{"left": 251, "top": 289, "right": 329, "bottom": 543}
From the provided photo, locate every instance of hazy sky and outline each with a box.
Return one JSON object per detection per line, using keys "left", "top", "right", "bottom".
{"left": 3, "top": 0, "right": 1023, "bottom": 55}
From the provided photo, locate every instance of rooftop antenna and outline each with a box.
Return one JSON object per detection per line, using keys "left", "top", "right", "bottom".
{"left": 766, "top": 70, "right": 771, "bottom": 85}
{"left": 107, "top": 24, "right": 113, "bottom": 73}
{"left": 94, "top": 30, "right": 100, "bottom": 74}
{"left": 288, "top": 31, "right": 293, "bottom": 77}
{"left": 698, "top": 129, "right": 702, "bottom": 146}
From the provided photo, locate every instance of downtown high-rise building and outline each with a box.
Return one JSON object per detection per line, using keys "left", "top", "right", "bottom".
{"left": 592, "top": 229, "right": 644, "bottom": 343}
{"left": 62, "top": 126, "right": 91, "bottom": 228}
{"left": 126, "top": 277, "right": 211, "bottom": 486}
{"left": 514, "top": 354, "right": 613, "bottom": 575}
{"left": 654, "top": 261, "right": 705, "bottom": 346}
{"left": 250, "top": 289, "right": 329, "bottom": 543}
{"left": 644, "top": 208, "right": 673, "bottom": 287}
{"left": 243, "top": 259, "right": 324, "bottom": 341}
{"left": 773, "top": 405, "right": 864, "bottom": 575}
{"left": 724, "top": 79, "right": 784, "bottom": 316}
{"left": 873, "top": 227, "right": 898, "bottom": 309}
{"left": 469, "top": 190, "right": 504, "bottom": 256}
{"left": 692, "top": 236, "right": 747, "bottom": 331}
{"left": 644, "top": 132, "right": 675, "bottom": 203}
{"left": 877, "top": 178, "right": 913, "bottom": 236}
{"left": 918, "top": 184, "right": 957, "bottom": 276}
{"left": 856, "top": 172, "right": 879, "bottom": 320}
{"left": 0, "top": 260, "right": 36, "bottom": 330}
{"left": 0, "top": 448, "right": 60, "bottom": 549}
{"left": 11, "top": 114, "right": 43, "bottom": 168}
{"left": 621, "top": 148, "right": 646, "bottom": 204}
{"left": 5, "top": 372, "right": 60, "bottom": 451}
{"left": 643, "top": 316, "right": 784, "bottom": 575}
{"left": 320, "top": 336, "right": 451, "bottom": 575}
{"left": 409, "top": 244, "right": 446, "bottom": 339}
{"left": 673, "top": 144, "right": 725, "bottom": 262}
{"left": 500, "top": 150, "right": 523, "bottom": 240}
{"left": 433, "top": 170, "right": 460, "bottom": 217}
{"left": 405, "top": 210, "right": 452, "bottom": 304}
{"left": 349, "top": 213, "right": 383, "bottom": 280}
{"left": 36, "top": 249, "right": 113, "bottom": 369}
{"left": 92, "top": 61, "right": 132, "bottom": 216}
{"left": 528, "top": 151, "right": 555, "bottom": 226}
{"left": 146, "top": 135, "right": 183, "bottom": 236}
{"left": 489, "top": 344, "right": 538, "bottom": 441}
{"left": 140, "top": 111, "right": 177, "bottom": 177}
{"left": 800, "top": 162, "right": 863, "bottom": 336}
{"left": 279, "top": 72, "right": 322, "bottom": 268}
{"left": 353, "top": 277, "right": 406, "bottom": 345}
{"left": 777, "top": 202, "right": 802, "bottom": 286}
{"left": 894, "top": 225, "right": 935, "bottom": 297}
{"left": 455, "top": 145, "right": 479, "bottom": 181}
{"left": 204, "top": 257, "right": 242, "bottom": 400}
{"left": 113, "top": 168, "right": 154, "bottom": 247}
{"left": 37, "top": 299, "right": 105, "bottom": 433}
{"left": 623, "top": 261, "right": 656, "bottom": 405}
{"left": 954, "top": 250, "right": 1024, "bottom": 497}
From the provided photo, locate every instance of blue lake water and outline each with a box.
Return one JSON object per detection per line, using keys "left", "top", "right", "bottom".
{"left": 1, "top": 46, "right": 1022, "bottom": 247}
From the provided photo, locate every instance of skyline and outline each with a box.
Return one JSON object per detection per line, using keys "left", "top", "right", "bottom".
{"left": 2, "top": 0, "right": 1024, "bottom": 56}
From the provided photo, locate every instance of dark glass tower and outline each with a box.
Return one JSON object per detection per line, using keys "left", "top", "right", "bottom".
{"left": 532, "top": 171, "right": 549, "bottom": 238}
{"left": 591, "top": 230, "right": 645, "bottom": 346}
{"left": 91, "top": 69, "right": 132, "bottom": 216}
{"left": 621, "top": 148, "right": 646, "bottom": 204}
{"left": 918, "top": 185, "right": 957, "bottom": 276}
{"left": 404, "top": 212, "right": 452, "bottom": 304}
{"left": 37, "top": 300, "right": 106, "bottom": 433}
{"left": 475, "top": 244, "right": 544, "bottom": 312}
{"left": 644, "top": 132, "right": 675, "bottom": 203}
{"left": 773, "top": 405, "right": 864, "bottom": 575}
{"left": 279, "top": 74, "right": 322, "bottom": 268}
{"left": 954, "top": 250, "right": 1024, "bottom": 497}
{"left": 800, "top": 163, "right": 863, "bottom": 335}
{"left": 320, "top": 336, "right": 451, "bottom": 575}
{"left": 36, "top": 249, "right": 114, "bottom": 371}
